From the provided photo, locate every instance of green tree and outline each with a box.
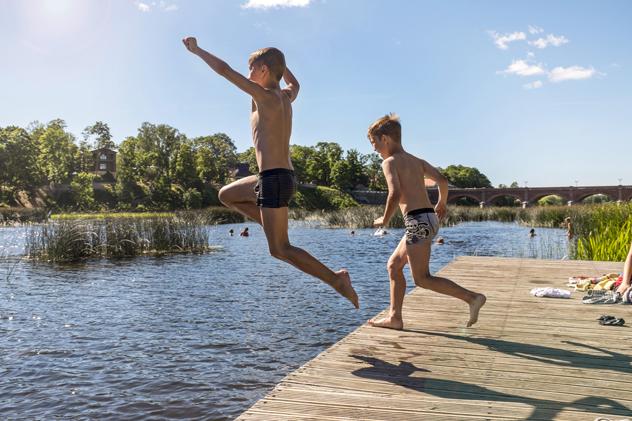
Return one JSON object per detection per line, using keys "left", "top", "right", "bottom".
{"left": 183, "top": 187, "right": 203, "bottom": 209}
{"left": 70, "top": 172, "right": 97, "bottom": 210}
{"left": 75, "top": 139, "right": 94, "bottom": 173}
{"left": 114, "top": 136, "right": 145, "bottom": 206}
{"left": 135, "top": 122, "right": 185, "bottom": 182}
{"left": 193, "top": 133, "right": 237, "bottom": 185}
{"left": 36, "top": 119, "right": 78, "bottom": 184}
{"left": 290, "top": 145, "right": 317, "bottom": 183}
{"left": 236, "top": 147, "right": 258, "bottom": 176}
{"left": 331, "top": 149, "right": 369, "bottom": 191}
{"left": 345, "top": 149, "right": 368, "bottom": 188}
{"left": 440, "top": 164, "right": 492, "bottom": 188}
{"left": 331, "top": 160, "right": 354, "bottom": 190}
{"left": 0, "top": 126, "right": 43, "bottom": 189}
{"left": 82, "top": 121, "right": 115, "bottom": 150}
{"left": 310, "top": 141, "right": 343, "bottom": 185}
{"left": 173, "top": 142, "right": 197, "bottom": 188}
{"left": 364, "top": 153, "right": 386, "bottom": 190}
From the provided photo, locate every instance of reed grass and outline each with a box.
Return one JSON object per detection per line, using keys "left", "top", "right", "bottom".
{"left": 574, "top": 203, "right": 632, "bottom": 261}
{"left": 26, "top": 215, "right": 216, "bottom": 263}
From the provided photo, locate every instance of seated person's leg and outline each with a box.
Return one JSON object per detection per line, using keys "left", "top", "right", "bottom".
{"left": 616, "top": 241, "right": 632, "bottom": 294}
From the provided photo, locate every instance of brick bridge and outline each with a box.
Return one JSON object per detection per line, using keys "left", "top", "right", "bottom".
{"left": 350, "top": 185, "right": 632, "bottom": 206}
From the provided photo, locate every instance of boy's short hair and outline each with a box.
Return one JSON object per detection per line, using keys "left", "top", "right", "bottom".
{"left": 249, "top": 48, "right": 286, "bottom": 82}
{"left": 367, "top": 113, "right": 401, "bottom": 143}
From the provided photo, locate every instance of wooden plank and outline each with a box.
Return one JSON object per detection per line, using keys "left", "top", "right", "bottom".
{"left": 236, "top": 257, "right": 632, "bottom": 420}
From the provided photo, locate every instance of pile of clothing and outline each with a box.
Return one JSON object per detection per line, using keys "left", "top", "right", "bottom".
{"left": 568, "top": 273, "right": 623, "bottom": 291}
{"left": 568, "top": 274, "right": 632, "bottom": 304}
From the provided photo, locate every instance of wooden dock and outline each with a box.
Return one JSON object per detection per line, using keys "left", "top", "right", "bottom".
{"left": 236, "top": 256, "right": 632, "bottom": 421}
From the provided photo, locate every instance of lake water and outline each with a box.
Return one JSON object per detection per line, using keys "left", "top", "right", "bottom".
{"left": 0, "top": 221, "right": 568, "bottom": 420}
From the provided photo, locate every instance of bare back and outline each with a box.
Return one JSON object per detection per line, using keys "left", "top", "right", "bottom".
{"left": 389, "top": 151, "right": 434, "bottom": 214}
{"left": 251, "top": 89, "right": 293, "bottom": 172}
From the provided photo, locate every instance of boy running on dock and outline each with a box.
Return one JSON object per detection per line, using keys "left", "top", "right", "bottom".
{"left": 366, "top": 114, "right": 486, "bottom": 329}
{"left": 182, "top": 38, "right": 358, "bottom": 309}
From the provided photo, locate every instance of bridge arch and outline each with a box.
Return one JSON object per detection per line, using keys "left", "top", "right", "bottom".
{"left": 576, "top": 192, "right": 614, "bottom": 203}
{"left": 486, "top": 193, "right": 523, "bottom": 206}
{"left": 530, "top": 193, "right": 570, "bottom": 205}
{"left": 447, "top": 194, "right": 482, "bottom": 205}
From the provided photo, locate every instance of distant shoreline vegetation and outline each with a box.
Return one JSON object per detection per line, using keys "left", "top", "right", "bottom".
{"left": 9, "top": 203, "right": 631, "bottom": 263}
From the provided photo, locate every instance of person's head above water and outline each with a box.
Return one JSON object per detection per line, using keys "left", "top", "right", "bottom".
{"left": 248, "top": 47, "right": 285, "bottom": 86}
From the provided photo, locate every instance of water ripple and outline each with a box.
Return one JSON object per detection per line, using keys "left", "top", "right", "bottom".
{"left": 0, "top": 221, "right": 567, "bottom": 419}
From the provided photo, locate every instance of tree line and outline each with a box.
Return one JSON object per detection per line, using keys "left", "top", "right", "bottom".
{"left": 1, "top": 119, "right": 494, "bottom": 211}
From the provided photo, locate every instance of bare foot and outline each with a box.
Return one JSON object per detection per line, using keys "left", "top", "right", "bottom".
{"left": 333, "top": 270, "right": 359, "bottom": 309}
{"left": 467, "top": 294, "right": 486, "bottom": 327}
{"left": 368, "top": 315, "right": 403, "bottom": 330}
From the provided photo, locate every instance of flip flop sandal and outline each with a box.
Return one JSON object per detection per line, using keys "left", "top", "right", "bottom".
{"left": 599, "top": 318, "right": 625, "bottom": 326}
{"left": 597, "top": 315, "right": 616, "bottom": 322}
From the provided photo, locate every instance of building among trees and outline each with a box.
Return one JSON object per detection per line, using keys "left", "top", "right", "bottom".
{"left": 92, "top": 147, "right": 117, "bottom": 181}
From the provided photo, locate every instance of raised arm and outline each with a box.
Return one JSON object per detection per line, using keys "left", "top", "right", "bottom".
{"left": 422, "top": 159, "right": 448, "bottom": 220}
{"left": 374, "top": 158, "right": 400, "bottom": 227}
{"left": 183, "top": 37, "right": 266, "bottom": 101}
{"left": 282, "top": 67, "right": 300, "bottom": 102}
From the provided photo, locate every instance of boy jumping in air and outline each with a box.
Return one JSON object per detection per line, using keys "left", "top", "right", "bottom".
{"left": 182, "top": 38, "right": 358, "bottom": 309}
{"left": 366, "top": 114, "right": 485, "bottom": 329}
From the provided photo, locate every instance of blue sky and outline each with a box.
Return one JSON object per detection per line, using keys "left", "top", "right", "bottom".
{"left": 1, "top": 0, "right": 631, "bottom": 187}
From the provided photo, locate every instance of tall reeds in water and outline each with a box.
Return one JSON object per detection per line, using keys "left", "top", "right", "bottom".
{"left": 574, "top": 203, "right": 632, "bottom": 261}
{"left": 26, "top": 214, "right": 214, "bottom": 263}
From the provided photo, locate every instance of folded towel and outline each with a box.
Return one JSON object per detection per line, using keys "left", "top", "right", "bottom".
{"left": 530, "top": 287, "right": 571, "bottom": 298}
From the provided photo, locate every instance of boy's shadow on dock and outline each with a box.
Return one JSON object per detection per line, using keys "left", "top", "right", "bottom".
{"left": 411, "top": 330, "right": 632, "bottom": 375}
{"left": 351, "top": 355, "right": 630, "bottom": 420}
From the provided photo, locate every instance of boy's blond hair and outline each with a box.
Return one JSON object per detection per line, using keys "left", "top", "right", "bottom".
{"left": 249, "top": 47, "right": 286, "bottom": 82}
{"left": 367, "top": 113, "right": 401, "bottom": 143}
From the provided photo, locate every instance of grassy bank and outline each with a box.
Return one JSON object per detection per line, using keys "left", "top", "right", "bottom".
{"left": 51, "top": 207, "right": 245, "bottom": 225}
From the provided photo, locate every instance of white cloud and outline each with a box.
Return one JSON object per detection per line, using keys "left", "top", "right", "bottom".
{"left": 529, "top": 34, "right": 569, "bottom": 49}
{"left": 135, "top": 1, "right": 178, "bottom": 12}
{"left": 161, "top": 2, "right": 178, "bottom": 12}
{"left": 498, "top": 59, "right": 546, "bottom": 77}
{"left": 242, "top": 0, "right": 311, "bottom": 9}
{"left": 488, "top": 31, "right": 526, "bottom": 50}
{"left": 528, "top": 25, "right": 544, "bottom": 34}
{"left": 523, "top": 80, "right": 543, "bottom": 90}
{"left": 136, "top": 1, "right": 150, "bottom": 12}
{"left": 527, "top": 51, "right": 535, "bottom": 58}
{"left": 548, "top": 66, "right": 598, "bottom": 82}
